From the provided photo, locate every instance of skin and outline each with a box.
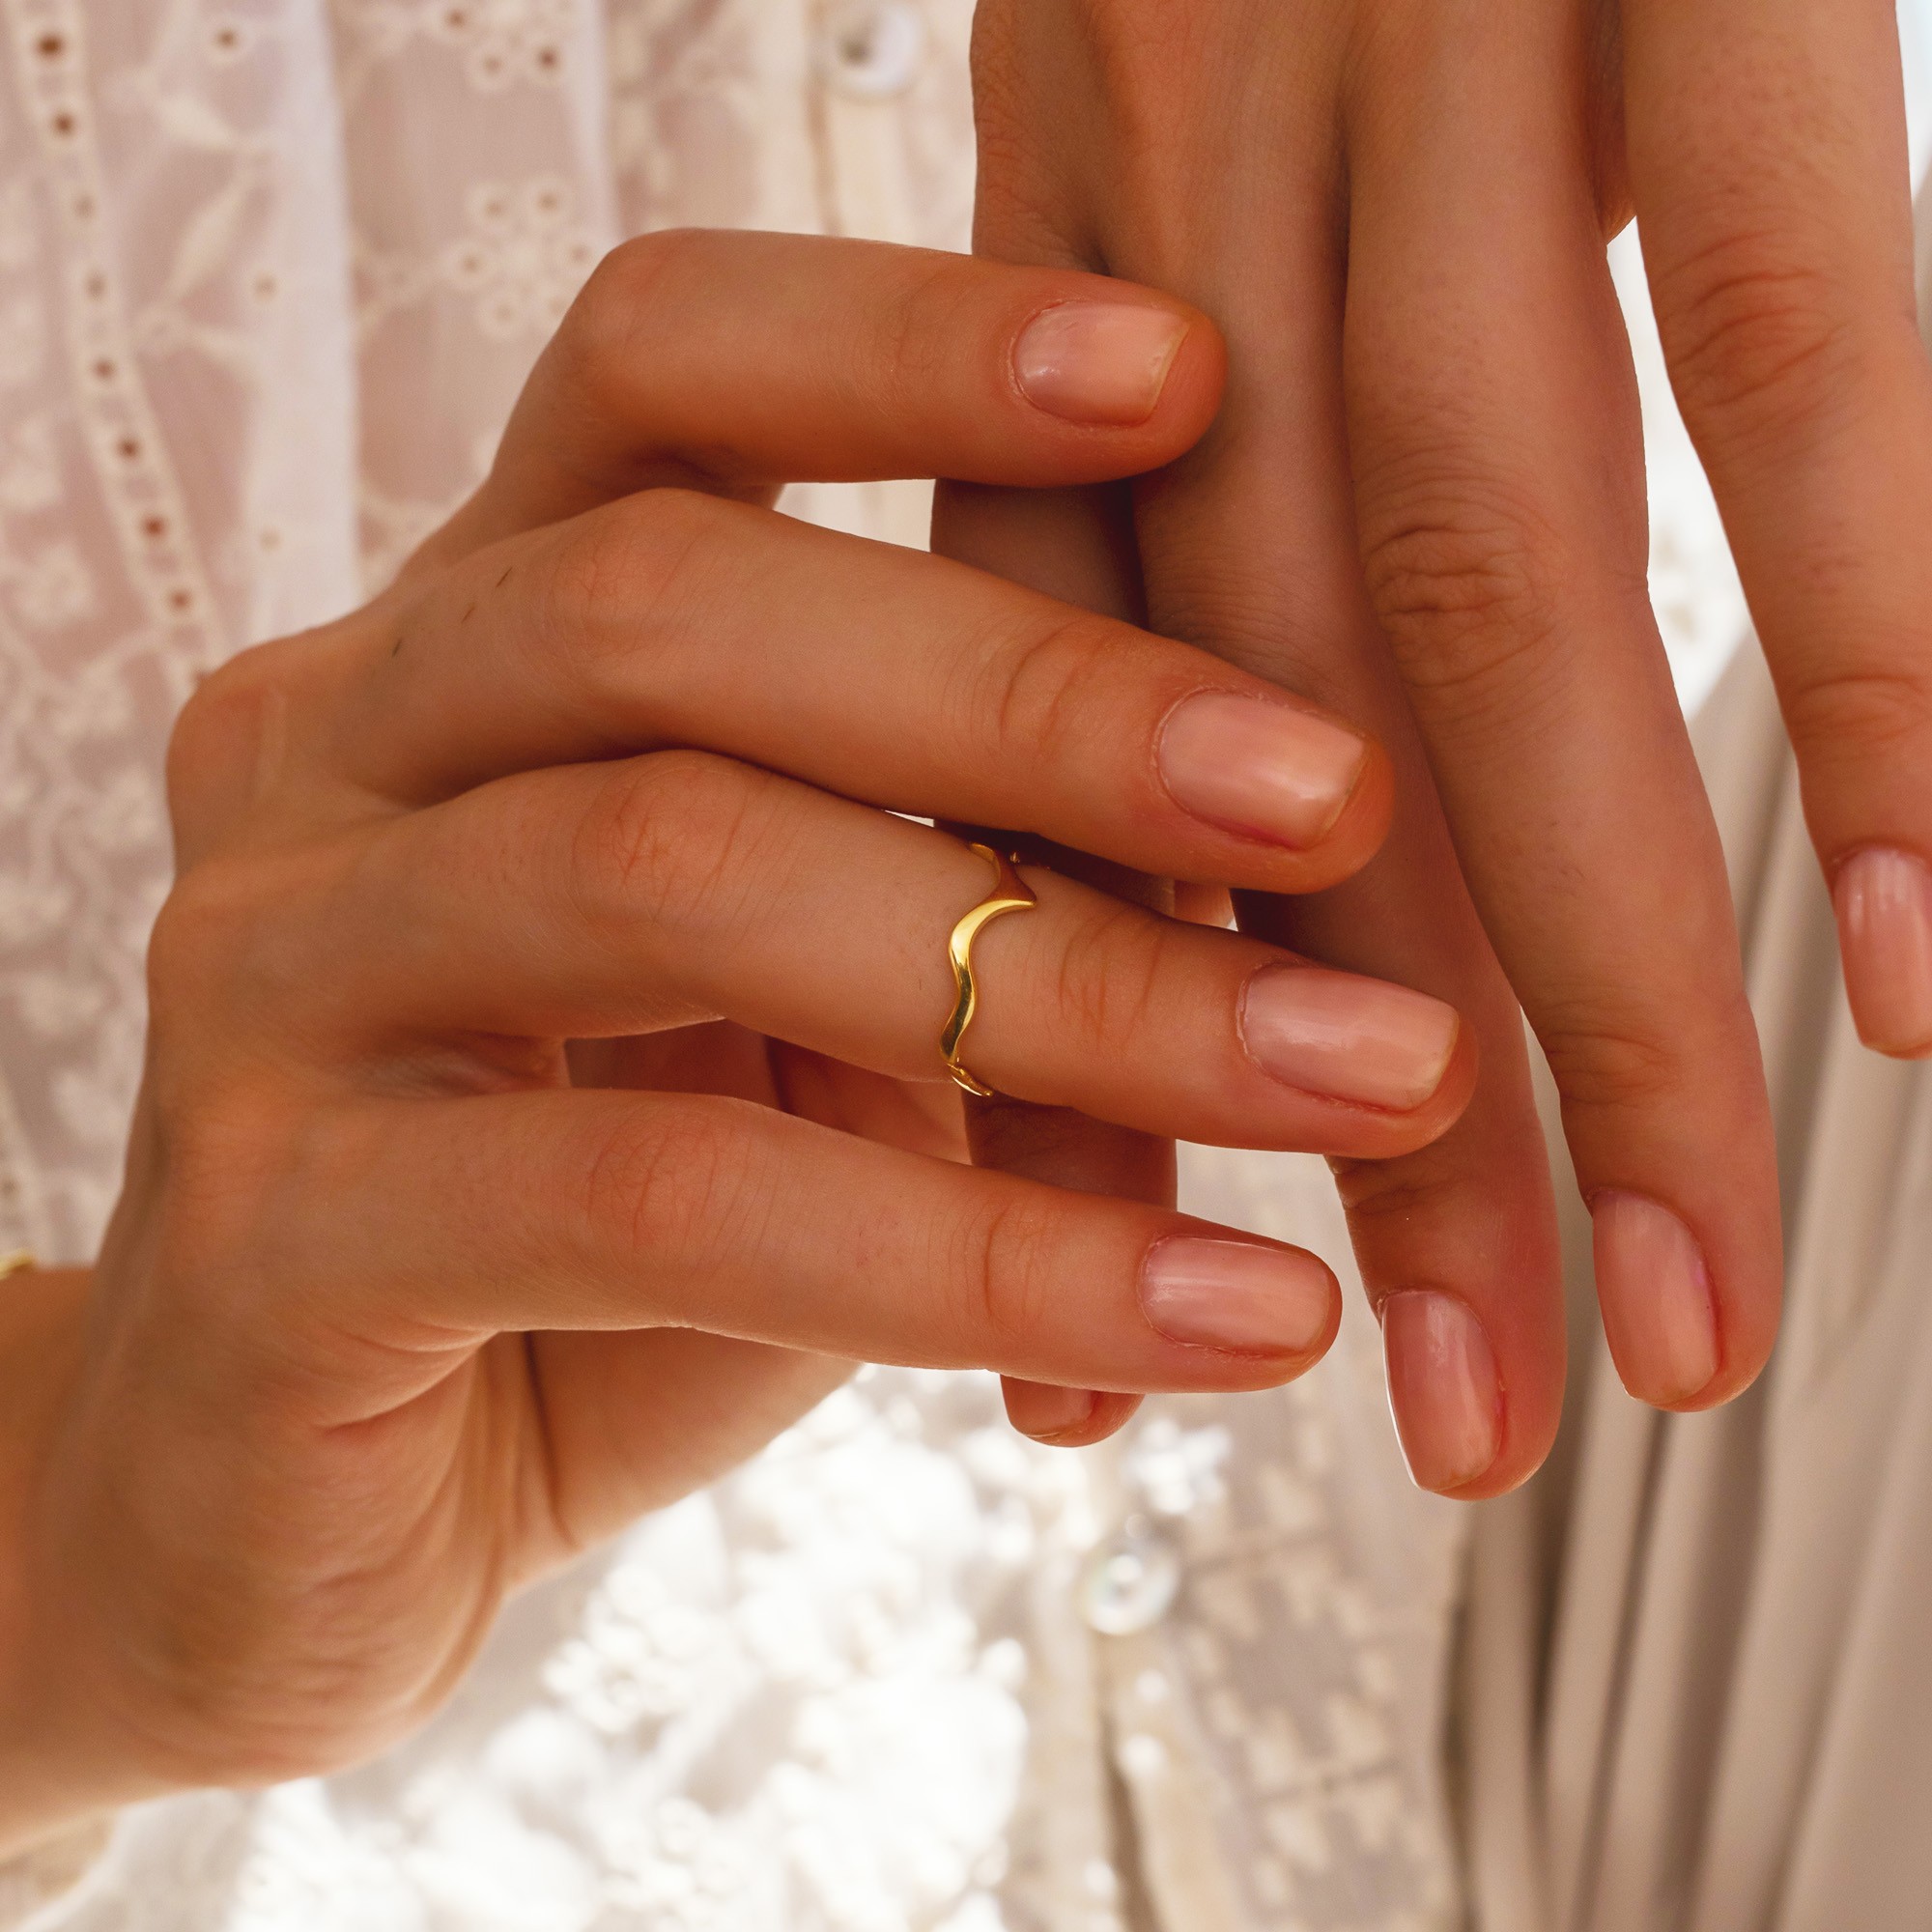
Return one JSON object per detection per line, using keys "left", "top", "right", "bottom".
{"left": 956, "top": 0, "right": 1932, "bottom": 1491}
{"left": 0, "top": 233, "right": 1474, "bottom": 1854}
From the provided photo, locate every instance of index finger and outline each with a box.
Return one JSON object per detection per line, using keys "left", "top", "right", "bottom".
{"left": 425, "top": 229, "right": 1229, "bottom": 562}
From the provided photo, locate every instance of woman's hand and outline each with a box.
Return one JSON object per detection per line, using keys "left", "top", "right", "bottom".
{"left": 0, "top": 232, "right": 1469, "bottom": 1851}
{"left": 957, "top": 0, "right": 1932, "bottom": 1493}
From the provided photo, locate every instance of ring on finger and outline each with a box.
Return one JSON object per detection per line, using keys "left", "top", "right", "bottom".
{"left": 940, "top": 843, "right": 1037, "bottom": 1098}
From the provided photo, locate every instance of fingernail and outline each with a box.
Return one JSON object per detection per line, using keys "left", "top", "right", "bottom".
{"left": 1157, "top": 692, "right": 1370, "bottom": 849}
{"left": 1015, "top": 1384, "right": 1099, "bottom": 1442}
{"left": 1141, "top": 1236, "right": 1335, "bottom": 1356}
{"left": 1013, "top": 303, "right": 1189, "bottom": 426}
{"left": 1241, "top": 964, "right": 1460, "bottom": 1112}
{"left": 1833, "top": 847, "right": 1932, "bottom": 1057}
{"left": 1380, "top": 1292, "right": 1501, "bottom": 1493}
{"left": 1592, "top": 1192, "right": 1719, "bottom": 1406}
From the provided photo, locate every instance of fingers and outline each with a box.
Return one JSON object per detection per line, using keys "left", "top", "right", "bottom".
{"left": 990, "top": 1101, "right": 1164, "bottom": 1448}
{"left": 324, "top": 492, "right": 1394, "bottom": 895}
{"left": 967, "top": 9, "right": 1570, "bottom": 1492}
{"left": 517, "top": 1331, "right": 857, "bottom": 1555}
{"left": 265, "top": 1091, "right": 1343, "bottom": 1407}
{"left": 233, "top": 751, "right": 1473, "bottom": 1158}
{"left": 1622, "top": 0, "right": 1932, "bottom": 1057}
{"left": 1342, "top": 0, "right": 1781, "bottom": 1410}
{"left": 423, "top": 229, "right": 1227, "bottom": 560}
{"left": 1002, "top": 1381, "right": 1145, "bottom": 1446}
{"left": 938, "top": 477, "right": 1180, "bottom": 1453}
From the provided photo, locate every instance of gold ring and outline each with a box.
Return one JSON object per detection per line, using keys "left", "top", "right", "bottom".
{"left": 0, "top": 1249, "right": 36, "bottom": 1283}
{"left": 941, "top": 843, "right": 1037, "bottom": 1098}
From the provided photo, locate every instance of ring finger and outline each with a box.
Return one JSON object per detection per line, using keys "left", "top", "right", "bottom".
{"left": 235, "top": 750, "right": 1476, "bottom": 1156}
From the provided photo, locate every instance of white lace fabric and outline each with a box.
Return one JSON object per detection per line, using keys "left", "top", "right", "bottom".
{"left": 0, "top": 3, "right": 1473, "bottom": 1926}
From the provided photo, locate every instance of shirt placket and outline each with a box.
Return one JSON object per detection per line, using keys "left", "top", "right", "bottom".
{"left": 805, "top": 0, "right": 937, "bottom": 553}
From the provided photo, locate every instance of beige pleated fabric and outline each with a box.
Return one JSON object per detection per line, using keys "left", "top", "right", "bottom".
{"left": 1459, "top": 187, "right": 1932, "bottom": 1932}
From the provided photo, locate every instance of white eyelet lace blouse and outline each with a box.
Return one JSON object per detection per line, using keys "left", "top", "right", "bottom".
{"left": 0, "top": 0, "right": 1874, "bottom": 1926}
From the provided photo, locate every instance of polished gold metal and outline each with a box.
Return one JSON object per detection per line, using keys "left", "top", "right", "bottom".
{"left": 941, "top": 843, "right": 1037, "bottom": 1097}
{"left": 0, "top": 1249, "right": 35, "bottom": 1283}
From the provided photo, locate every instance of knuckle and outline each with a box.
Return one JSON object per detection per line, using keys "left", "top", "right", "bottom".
{"left": 566, "top": 750, "right": 778, "bottom": 942}
{"left": 860, "top": 252, "right": 976, "bottom": 409}
{"left": 1358, "top": 478, "right": 1568, "bottom": 704}
{"left": 147, "top": 838, "right": 349, "bottom": 1043}
{"left": 146, "top": 860, "right": 260, "bottom": 1020}
{"left": 955, "top": 1190, "right": 1059, "bottom": 1348}
{"left": 1778, "top": 661, "right": 1932, "bottom": 762}
{"left": 166, "top": 666, "right": 249, "bottom": 815}
{"left": 974, "top": 611, "right": 1131, "bottom": 767}
{"left": 536, "top": 488, "right": 728, "bottom": 692}
{"left": 164, "top": 639, "right": 298, "bottom": 845}
{"left": 554, "top": 229, "right": 708, "bottom": 404}
{"left": 1653, "top": 229, "right": 1855, "bottom": 441}
{"left": 576, "top": 1095, "right": 761, "bottom": 1270}
{"left": 1537, "top": 1014, "right": 1685, "bottom": 1115}
{"left": 1042, "top": 894, "right": 1170, "bottom": 1056}
{"left": 1329, "top": 1152, "right": 1460, "bottom": 1238}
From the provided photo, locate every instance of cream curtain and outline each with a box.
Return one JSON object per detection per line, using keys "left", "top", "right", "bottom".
{"left": 1460, "top": 182, "right": 1932, "bottom": 1932}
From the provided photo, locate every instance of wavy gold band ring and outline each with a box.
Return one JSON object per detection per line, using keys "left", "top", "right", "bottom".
{"left": 940, "top": 843, "right": 1037, "bottom": 1098}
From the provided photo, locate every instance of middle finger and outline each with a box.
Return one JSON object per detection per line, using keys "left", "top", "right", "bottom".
{"left": 310, "top": 490, "right": 1395, "bottom": 898}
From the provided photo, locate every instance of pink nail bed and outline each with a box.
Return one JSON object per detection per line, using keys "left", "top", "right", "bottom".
{"left": 1833, "top": 847, "right": 1932, "bottom": 1058}
{"left": 1140, "top": 1237, "right": 1335, "bottom": 1356}
{"left": 1012, "top": 303, "right": 1189, "bottom": 426}
{"left": 1157, "top": 692, "right": 1370, "bottom": 849}
{"left": 1592, "top": 1191, "right": 1719, "bottom": 1407}
{"left": 1380, "top": 1292, "right": 1501, "bottom": 1494}
{"left": 1241, "top": 964, "right": 1459, "bottom": 1112}
{"left": 1016, "top": 1384, "right": 1099, "bottom": 1441}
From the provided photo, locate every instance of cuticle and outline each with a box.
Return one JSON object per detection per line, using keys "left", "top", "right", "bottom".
{"left": 1152, "top": 687, "right": 1366, "bottom": 854}
{"left": 1235, "top": 963, "right": 1457, "bottom": 1117}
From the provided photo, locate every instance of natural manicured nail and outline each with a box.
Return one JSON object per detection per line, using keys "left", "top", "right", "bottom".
{"left": 1380, "top": 1292, "right": 1501, "bottom": 1494}
{"left": 1241, "top": 964, "right": 1459, "bottom": 1113}
{"left": 1157, "top": 692, "right": 1370, "bottom": 849}
{"left": 1833, "top": 847, "right": 1932, "bottom": 1057}
{"left": 1140, "top": 1237, "right": 1335, "bottom": 1356}
{"left": 1592, "top": 1192, "right": 1719, "bottom": 1407}
{"left": 1013, "top": 303, "right": 1189, "bottom": 425}
{"left": 1013, "top": 1384, "right": 1100, "bottom": 1442}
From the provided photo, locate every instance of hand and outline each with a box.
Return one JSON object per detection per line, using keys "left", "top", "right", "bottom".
{"left": 958, "top": 0, "right": 1931, "bottom": 1493}
{"left": 0, "top": 231, "right": 1471, "bottom": 1849}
